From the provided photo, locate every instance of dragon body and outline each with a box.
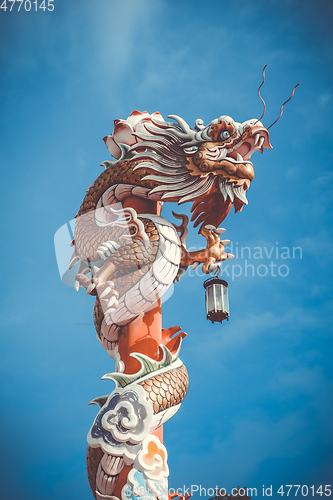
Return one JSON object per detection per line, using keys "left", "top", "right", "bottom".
{"left": 70, "top": 110, "right": 271, "bottom": 500}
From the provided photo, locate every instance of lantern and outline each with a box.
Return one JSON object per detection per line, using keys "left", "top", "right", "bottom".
{"left": 203, "top": 277, "right": 229, "bottom": 323}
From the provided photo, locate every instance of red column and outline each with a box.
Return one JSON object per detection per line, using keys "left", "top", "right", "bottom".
{"left": 114, "top": 196, "right": 164, "bottom": 499}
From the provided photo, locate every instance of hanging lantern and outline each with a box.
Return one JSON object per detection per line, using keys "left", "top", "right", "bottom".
{"left": 203, "top": 277, "right": 229, "bottom": 323}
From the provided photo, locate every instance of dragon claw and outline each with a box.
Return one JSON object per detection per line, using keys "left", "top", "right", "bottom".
{"left": 208, "top": 263, "right": 220, "bottom": 273}
{"left": 191, "top": 261, "right": 200, "bottom": 270}
{"left": 214, "top": 227, "right": 226, "bottom": 235}
{"left": 181, "top": 225, "right": 234, "bottom": 274}
{"left": 107, "top": 295, "right": 118, "bottom": 308}
{"left": 75, "top": 273, "right": 97, "bottom": 295}
{"left": 86, "top": 282, "right": 97, "bottom": 294}
{"left": 99, "top": 286, "right": 112, "bottom": 299}
{"left": 95, "top": 280, "right": 119, "bottom": 311}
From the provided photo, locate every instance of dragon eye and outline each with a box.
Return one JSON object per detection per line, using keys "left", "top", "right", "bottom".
{"left": 221, "top": 131, "right": 230, "bottom": 139}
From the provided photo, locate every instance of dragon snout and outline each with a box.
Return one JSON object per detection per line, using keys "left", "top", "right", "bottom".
{"left": 235, "top": 162, "right": 255, "bottom": 182}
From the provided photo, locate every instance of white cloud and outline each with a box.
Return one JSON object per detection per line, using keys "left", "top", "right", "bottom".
{"left": 210, "top": 408, "right": 316, "bottom": 480}
{"left": 272, "top": 365, "right": 326, "bottom": 396}
{"left": 90, "top": 0, "right": 161, "bottom": 75}
{"left": 295, "top": 230, "right": 333, "bottom": 262}
{"left": 183, "top": 302, "right": 331, "bottom": 370}
{"left": 318, "top": 91, "right": 331, "bottom": 107}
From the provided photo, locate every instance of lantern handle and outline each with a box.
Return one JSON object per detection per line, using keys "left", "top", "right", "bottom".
{"left": 214, "top": 265, "right": 221, "bottom": 278}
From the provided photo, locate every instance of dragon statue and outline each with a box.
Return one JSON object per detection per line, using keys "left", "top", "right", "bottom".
{"left": 69, "top": 108, "right": 272, "bottom": 500}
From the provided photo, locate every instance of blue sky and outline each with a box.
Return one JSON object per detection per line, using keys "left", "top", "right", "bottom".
{"left": 0, "top": 0, "right": 332, "bottom": 499}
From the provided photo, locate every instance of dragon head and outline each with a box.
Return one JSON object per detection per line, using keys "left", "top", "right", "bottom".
{"left": 179, "top": 115, "right": 272, "bottom": 228}
{"left": 103, "top": 110, "right": 272, "bottom": 230}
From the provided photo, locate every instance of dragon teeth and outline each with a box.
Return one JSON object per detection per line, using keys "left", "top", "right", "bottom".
{"left": 259, "top": 136, "right": 265, "bottom": 148}
{"left": 237, "top": 153, "right": 243, "bottom": 162}
{"left": 254, "top": 133, "right": 260, "bottom": 145}
{"left": 218, "top": 148, "right": 227, "bottom": 160}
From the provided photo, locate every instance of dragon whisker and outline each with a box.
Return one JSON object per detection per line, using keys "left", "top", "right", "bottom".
{"left": 267, "top": 83, "right": 300, "bottom": 130}
{"left": 253, "top": 64, "right": 267, "bottom": 126}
